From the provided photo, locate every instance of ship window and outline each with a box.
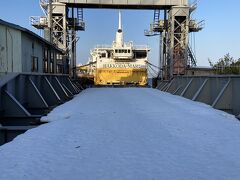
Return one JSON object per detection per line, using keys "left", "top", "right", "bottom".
{"left": 102, "top": 53, "right": 106, "bottom": 58}
{"left": 124, "top": 50, "right": 127, "bottom": 53}
{"left": 135, "top": 51, "right": 147, "bottom": 59}
{"left": 128, "top": 50, "right": 130, "bottom": 53}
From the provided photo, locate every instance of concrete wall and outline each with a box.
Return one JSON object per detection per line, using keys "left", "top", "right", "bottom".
{"left": 21, "top": 33, "right": 44, "bottom": 73}
{"left": 0, "top": 24, "right": 22, "bottom": 73}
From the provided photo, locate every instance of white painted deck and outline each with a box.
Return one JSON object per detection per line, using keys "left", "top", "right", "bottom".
{"left": 0, "top": 88, "right": 240, "bottom": 180}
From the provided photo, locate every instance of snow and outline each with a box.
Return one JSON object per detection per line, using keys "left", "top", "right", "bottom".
{"left": 0, "top": 88, "right": 240, "bottom": 180}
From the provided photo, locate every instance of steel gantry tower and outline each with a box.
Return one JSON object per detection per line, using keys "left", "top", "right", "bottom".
{"left": 145, "top": 1, "right": 204, "bottom": 80}
{"left": 31, "top": 0, "right": 203, "bottom": 80}
{"left": 31, "top": 0, "right": 85, "bottom": 77}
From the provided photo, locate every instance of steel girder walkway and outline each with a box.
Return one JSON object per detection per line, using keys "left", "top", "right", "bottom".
{"left": 157, "top": 76, "right": 240, "bottom": 118}
{"left": 0, "top": 73, "right": 81, "bottom": 144}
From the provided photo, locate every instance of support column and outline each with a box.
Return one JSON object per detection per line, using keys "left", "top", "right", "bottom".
{"left": 167, "top": 6, "right": 190, "bottom": 79}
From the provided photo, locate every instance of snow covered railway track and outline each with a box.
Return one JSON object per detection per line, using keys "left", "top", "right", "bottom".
{"left": 0, "top": 88, "right": 240, "bottom": 180}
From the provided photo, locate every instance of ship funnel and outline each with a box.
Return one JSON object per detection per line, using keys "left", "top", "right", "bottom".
{"left": 115, "top": 10, "right": 124, "bottom": 47}
{"left": 118, "top": 11, "right": 122, "bottom": 32}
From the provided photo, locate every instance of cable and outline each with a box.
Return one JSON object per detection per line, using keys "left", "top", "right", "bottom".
{"left": 149, "top": 66, "right": 159, "bottom": 75}
{"left": 148, "top": 69, "right": 156, "bottom": 78}
{"left": 146, "top": 61, "right": 161, "bottom": 70}
{"left": 147, "top": 64, "right": 159, "bottom": 77}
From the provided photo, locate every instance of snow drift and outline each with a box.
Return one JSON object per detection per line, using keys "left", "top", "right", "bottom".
{"left": 0, "top": 88, "right": 240, "bottom": 180}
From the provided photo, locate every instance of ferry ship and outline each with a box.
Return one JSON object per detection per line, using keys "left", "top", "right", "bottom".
{"left": 84, "top": 11, "right": 150, "bottom": 86}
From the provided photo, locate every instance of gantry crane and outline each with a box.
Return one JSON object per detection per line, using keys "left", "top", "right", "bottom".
{"left": 145, "top": 1, "right": 204, "bottom": 80}
{"left": 31, "top": 0, "right": 85, "bottom": 78}
{"left": 31, "top": 0, "right": 203, "bottom": 80}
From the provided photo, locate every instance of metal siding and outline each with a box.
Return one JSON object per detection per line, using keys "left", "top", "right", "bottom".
{"left": 0, "top": 25, "right": 7, "bottom": 73}
{"left": 35, "top": 42, "right": 44, "bottom": 73}
{"left": 21, "top": 34, "right": 30, "bottom": 72}
{"left": 0, "top": 25, "right": 22, "bottom": 73}
{"left": 21, "top": 34, "right": 44, "bottom": 73}
{"left": 10, "top": 29, "right": 22, "bottom": 72}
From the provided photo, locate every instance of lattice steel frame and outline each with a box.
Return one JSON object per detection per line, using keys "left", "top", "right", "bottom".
{"left": 167, "top": 6, "right": 190, "bottom": 79}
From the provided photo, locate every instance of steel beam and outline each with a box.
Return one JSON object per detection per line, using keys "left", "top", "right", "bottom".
{"left": 66, "top": 78, "right": 81, "bottom": 93}
{"left": 181, "top": 78, "right": 206, "bottom": 100}
{"left": 161, "top": 82, "right": 171, "bottom": 91}
{"left": 62, "top": 84, "right": 74, "bottom": 96}
{"left": 180, "top": 78, "right": 193, "bottom": 97}
{"left": 164, "top": 79, "right": 174, "bottom": 92}
{"left": 156, "top": 81, "right": 163, "bottom": 89}
{"left": 192, "top": 78, "right": 210, "bottom": 102}
{"left": 232, "top": 78, "right": 240, "bottom": 115}
{"left": 0, "top": 73, "right": 80, "bottom": 145}
{"left": 42, "top": 76, "right": 62, "bottom": 106}
{"left": 56, "top": 0, "right": 188, "bottom": 9}
{"left": 60, "top": 77, "right": 80, "bottom": 94}
{"left": 157, "top": 76, "right": 240, "bottom": 117}
{"left": 212, "top": 79, "right": 232, "bottom": 113}
{"left": 2, "top": 90, "right": 31, "bottom": 117}
{"left": 174, "top": 77, "right": 192, "bottom": 96}
{"left": 27, "top": 77, "right": 49, "bottom": 109}
{"left": 156, "top": 81, "right": 167, "bottom": 90}
{"left": 49, "top": 76, "right": 70, "bottom": 101}
{"left": 173, "top": 86, "right": 181, "bottom": 95}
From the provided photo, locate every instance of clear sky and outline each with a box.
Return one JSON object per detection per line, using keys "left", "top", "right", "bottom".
{"left": 0, "top": 0, "right": 239, "bottom": 66}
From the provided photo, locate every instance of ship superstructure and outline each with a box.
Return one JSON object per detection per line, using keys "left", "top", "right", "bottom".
{"left": 85, "top": 11, "right": 150, "bottom": 86}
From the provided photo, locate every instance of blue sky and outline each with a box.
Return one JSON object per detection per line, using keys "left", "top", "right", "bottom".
{"left": 0, "top": 0, "right": 239, "bottom": 66}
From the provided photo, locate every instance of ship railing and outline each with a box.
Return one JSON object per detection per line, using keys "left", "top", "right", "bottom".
{"left": 133, "top": 45, "right": 150, "bottom": 50}
{"left": 94, "top": 44, "right": 150, "bottom": 50}
{"left": 112, "top": 41, "right": 133, "bottom": 48}
{"left": 95, "top": 45, "right": 112, "bottom": 49}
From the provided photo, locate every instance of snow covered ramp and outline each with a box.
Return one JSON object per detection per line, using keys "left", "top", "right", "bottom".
{"left": 0, "top": 88, "right": 240, "bottom": 180}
